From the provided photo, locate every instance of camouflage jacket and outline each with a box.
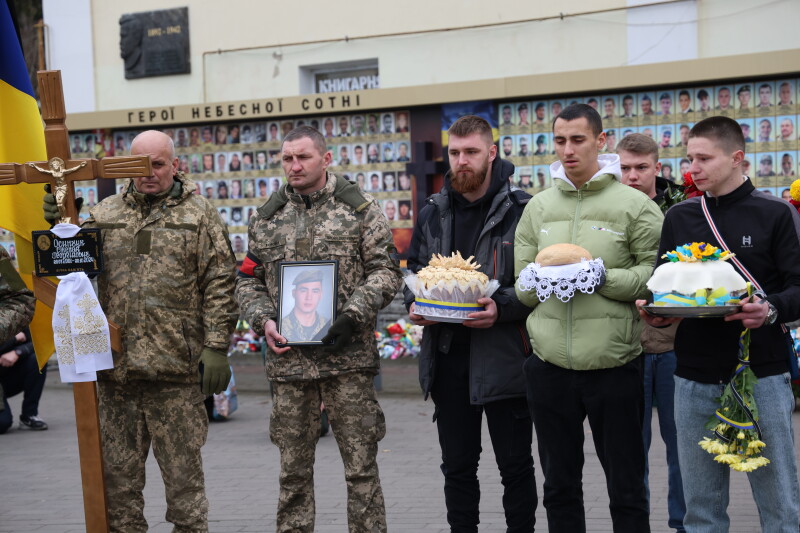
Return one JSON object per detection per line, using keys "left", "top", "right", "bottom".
{"left": 281, "top": 309, "right": 331, "bottom": 342}
{"left": 0, "top": 246, "right": 35, "bottom": 344}
{"left": 236, "top": 173, "right": 402, "bottom": 381}
{"left": 84, "top": 173, "right": 238, "bottom": 384}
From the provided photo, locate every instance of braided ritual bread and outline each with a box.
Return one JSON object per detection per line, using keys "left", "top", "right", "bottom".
{"left": 405, "top": 252, "right": 499, "bottom": 322}
{"left": 416, "top": 252, "right": 489, "bottom": 288}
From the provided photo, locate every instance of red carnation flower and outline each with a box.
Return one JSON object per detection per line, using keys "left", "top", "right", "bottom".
{"left": 682, "top": 172, "right": 703, "bottom": 198}
{"left": 386, "top": 323, "right": 405, "bottom": 336}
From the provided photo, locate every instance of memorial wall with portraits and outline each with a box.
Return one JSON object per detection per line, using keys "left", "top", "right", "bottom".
{"left": 4, "top": 76, "right": 797, "bottom": 265}
{"left": 60, "top": 111, "right": 413, "bottom": 262}
{"left": 497, "top": 77, "right": 799, "bottom": 200}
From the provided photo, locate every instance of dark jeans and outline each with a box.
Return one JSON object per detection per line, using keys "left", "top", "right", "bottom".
{"left": 0, "top": 355, "right": 47, "bottom": 434}
{"left": 524, "top": 355, "right": 649, "bottom": 533}
{"left": 431, "top": 348, "right": 537, "bottom": 533}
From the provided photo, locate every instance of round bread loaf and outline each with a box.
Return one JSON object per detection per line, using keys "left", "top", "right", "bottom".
{"left": 535, "top": 243, "right": 592, "bottom": 266}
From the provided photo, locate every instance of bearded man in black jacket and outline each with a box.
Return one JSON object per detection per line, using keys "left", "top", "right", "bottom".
{"left": 404, "top": 115, "right": 537, "bottom": 532}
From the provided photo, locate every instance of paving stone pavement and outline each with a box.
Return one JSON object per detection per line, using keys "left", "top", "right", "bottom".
{"left": 1, "top": 357, "right": 797, "bottom": 532}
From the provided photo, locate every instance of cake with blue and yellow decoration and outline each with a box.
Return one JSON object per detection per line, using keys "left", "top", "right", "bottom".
{"left": 404, "top": 252, "right": 500, "bottom": 322}
{"left": 647, "top": 243, "right": 748, "bottom": 307}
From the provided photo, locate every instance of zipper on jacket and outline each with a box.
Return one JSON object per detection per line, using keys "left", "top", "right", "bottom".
{"left": 565, "top": 189, "right": 583, "bottom": 369}
{"left": 628, "top": 303, "right": 638, "bottom": 345}
{"left": 566, "top": 299, "right": 574, "bottom": 368}
{"left": 516, "top": 324, "right": 531, "bottom": 355}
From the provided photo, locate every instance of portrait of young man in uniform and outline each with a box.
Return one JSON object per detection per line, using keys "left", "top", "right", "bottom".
{"left": 279, "top": 267, "right": 333, "bottom": 343}
{"left": 737, "top": 85, "right": 752, "bottom": 109}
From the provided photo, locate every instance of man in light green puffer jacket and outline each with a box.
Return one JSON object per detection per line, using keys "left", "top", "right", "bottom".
{"left": 514, "top": 104, "right": 663, "bottom": 533}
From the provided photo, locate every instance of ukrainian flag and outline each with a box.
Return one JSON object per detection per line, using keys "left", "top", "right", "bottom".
{"left": 0, "top": 0, "right": 55, "bottom": 369}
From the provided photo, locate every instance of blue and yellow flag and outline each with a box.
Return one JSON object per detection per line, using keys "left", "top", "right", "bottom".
{"left": 0, "top": 0, "right": 54, "bottom": 369}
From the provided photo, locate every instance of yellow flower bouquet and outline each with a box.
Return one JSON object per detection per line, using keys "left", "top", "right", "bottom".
{"left": 698, "top": 285, "right": 770, "bottom": 471}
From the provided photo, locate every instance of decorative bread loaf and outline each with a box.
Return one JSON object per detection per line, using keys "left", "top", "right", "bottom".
{"left": 535, "top": 243, "right": 592, "bottom": 266}
{"left": 416, "top": 252, "right": 488, "bottom": 289}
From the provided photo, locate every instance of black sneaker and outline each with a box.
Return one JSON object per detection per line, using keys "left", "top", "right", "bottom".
{"left": 19, "top": 415, "right": 48, "bottom": 431}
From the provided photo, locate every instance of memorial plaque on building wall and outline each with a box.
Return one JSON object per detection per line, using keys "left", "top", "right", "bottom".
{"left": 32, "top": 229, "right": 104, "bottom": 276}
{"left": 119, "top": 7, "right": 190, "bottom": 79}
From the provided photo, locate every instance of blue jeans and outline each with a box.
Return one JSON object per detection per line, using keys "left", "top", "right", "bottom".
{"left": 674, "top": 373, "right": 800, "bottom": 533}
{"left": 643, "top": 351, "right": 686, "bottom": 532}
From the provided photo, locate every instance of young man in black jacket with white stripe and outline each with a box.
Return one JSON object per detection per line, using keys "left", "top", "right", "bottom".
{"left": 404, "top": 115, "right": 537, "bottom": 532}
{"left": 641, "top": 116, "right": 800, "bottom": 532}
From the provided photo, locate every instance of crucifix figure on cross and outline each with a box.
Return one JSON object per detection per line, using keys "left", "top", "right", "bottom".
{"left": 27, "top": 157, "right": 86, "bottom": 223}
{"left": 1, "top": 152, "right": 152, "bottom": 224}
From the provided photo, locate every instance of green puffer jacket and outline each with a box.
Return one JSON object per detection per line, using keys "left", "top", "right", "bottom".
{"left": 84, "top": 173, "right": 238, "bottom": 384}
{"left": 514, "top": 155, "right": 663, "bottom": 370}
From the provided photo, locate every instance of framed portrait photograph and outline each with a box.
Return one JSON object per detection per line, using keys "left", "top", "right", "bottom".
{"left": 277, "top": 261, "right": 338, "bottom": 346}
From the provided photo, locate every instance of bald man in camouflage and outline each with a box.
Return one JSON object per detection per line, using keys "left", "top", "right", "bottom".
{"left": 237, "top": 126, "right": 401, "bottom": 533}
{"left": 43, "top": 130, "right": 237, "bottom": 532}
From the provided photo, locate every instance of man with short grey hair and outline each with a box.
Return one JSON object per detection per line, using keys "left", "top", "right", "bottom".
{"left": 237, "top": 126, "right": 401, "bottom": 532}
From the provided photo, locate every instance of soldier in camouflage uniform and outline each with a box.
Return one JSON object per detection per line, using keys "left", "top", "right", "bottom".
{"left": 43, "top": 130, "right": 238, "bottom": 533}
{"left": 236, "top": 126, "right": 401, "bottom": 533}
{"left": 0, "top": 245, "right": 35, "bottom": 346}
{"left": 0, "top": 245, "right": 36, "bottom": 425}
{"left": 280, "top": 269, "right": 331, "bottom": 342}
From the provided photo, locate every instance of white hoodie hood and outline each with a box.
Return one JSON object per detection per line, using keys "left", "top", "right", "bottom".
{"left": 549, "top": 153, "right": 622, "bottom": 190}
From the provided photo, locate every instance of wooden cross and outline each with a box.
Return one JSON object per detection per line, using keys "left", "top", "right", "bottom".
{"left": 0, "top": 71, "right": 151, "bottom": 533}
{"left": 405, "top": 141, "right": 448, "bottom": 217}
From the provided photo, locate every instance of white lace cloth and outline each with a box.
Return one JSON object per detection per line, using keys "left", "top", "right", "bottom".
{"left": 517, "top": 258, "right": 605, "bottom": 303}
{"left": 51, "top": 224, "right": 113, "bottom": 382}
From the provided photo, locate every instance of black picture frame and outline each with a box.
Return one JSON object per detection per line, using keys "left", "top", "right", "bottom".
{"left": 276, "top": 260, "right": 338, "bottom": 346}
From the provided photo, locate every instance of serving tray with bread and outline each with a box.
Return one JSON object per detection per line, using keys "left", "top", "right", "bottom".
{"left": 516, "top": 243, "right": 606, "bottom": 303}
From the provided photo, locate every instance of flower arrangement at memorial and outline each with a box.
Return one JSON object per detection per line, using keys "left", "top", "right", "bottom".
{"left": 376, "top": 319, "right": 423, "bottom": 359}
{"left": 698, "top": 284, "right": 770, "bottom": 472}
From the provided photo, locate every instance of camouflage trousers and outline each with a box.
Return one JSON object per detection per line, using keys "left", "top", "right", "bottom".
{"left": 270, "top": 371, "right": 387, "bottom": 533}
{"left": 97, "top": 380, "right": 209, "bottom": 533}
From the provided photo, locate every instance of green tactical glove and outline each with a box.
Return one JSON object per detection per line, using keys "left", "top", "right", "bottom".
{"left": 43, "top": 183, "right": 83, "bottom": 226}
{"left": 321, "top": 314, "right": 357, "bottom": 353}
{"left": 199, "top": 348, "right": 231, "bottom": 395}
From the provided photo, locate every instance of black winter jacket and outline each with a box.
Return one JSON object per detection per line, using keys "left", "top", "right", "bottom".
{"left": 659, "top": 179, "right": 800, "bottom": 383}
{"left": 0, "top": 327, "right": 34, "bottom": 378}
{"left": 403, "top": 158, "right": 532, "bottom": 404}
